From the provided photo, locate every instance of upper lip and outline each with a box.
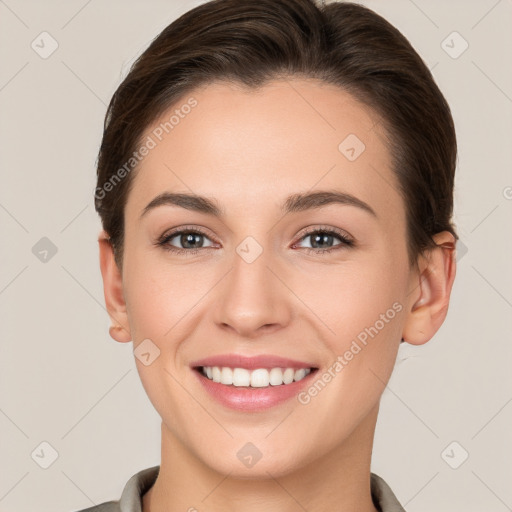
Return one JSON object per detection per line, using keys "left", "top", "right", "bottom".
{"left": 190, "top": 354, "right": 317, "bottom": 370}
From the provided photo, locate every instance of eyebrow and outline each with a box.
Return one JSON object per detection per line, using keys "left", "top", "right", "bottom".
{"left": 140, "top": 190, "right": 377, "bottom": 219}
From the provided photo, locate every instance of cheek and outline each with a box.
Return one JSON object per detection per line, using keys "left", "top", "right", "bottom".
{"left": 123, "top": 250, "right": 203, "bottom": 342}
{"left": 294, "top": 258, "right": 406, "bottom": 419}
{"left": 293, "top": 256, "right": 406, "bottom": 344}
{"left": 323, "top": 260, "right": 405, "bottom": 395}
{"left": 294, "top": 265, "right": 405, "bottom": 443}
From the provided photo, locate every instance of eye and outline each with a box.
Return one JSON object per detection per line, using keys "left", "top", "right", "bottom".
{"left": 155, "top": 225, "right": 355, "bottom": 256}
{"left": 156, "top": 226, "right": 216, "bottom": 255}
{"left": 294, "top": 226, "right": 354, "bottom": 254}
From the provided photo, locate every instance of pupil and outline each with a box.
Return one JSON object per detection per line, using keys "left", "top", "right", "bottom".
{"left": 312, "top": 233, "right": 332, "bottom": 249}
{"left": 182, "top": 233, "right": 202, "bottom": 249}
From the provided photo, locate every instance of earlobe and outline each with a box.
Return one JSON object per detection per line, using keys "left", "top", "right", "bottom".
{"left": 98, "top": 229, "right": 132, "bottom": 343}
{"left": 402, "top": 231, "right": 457, "bottom": 346}
{"left": 109, "top": 324, "right": 132, "bottom": 344}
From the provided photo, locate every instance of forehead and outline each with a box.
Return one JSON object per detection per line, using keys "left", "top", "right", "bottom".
{"left": 125, "top": 78, "right": 403, "bottom": 224}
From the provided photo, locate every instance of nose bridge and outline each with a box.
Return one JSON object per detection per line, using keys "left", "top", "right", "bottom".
{"left": 213, "top": 240, "right": 290, "bottom": 336}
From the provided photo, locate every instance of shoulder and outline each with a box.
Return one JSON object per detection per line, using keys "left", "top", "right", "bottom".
{"left": 73, "top": 501, "right": 120, "bottom": 512}
{"left": 370, "top": 472, "right": 407, "bottom": 512}
{"left": 72, "top": 465, "right": 159, "bottom": 512}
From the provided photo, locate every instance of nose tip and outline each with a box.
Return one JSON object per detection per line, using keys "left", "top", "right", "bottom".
{"left": 219, "top": 317, "right": 283, "bottom": 339}
{"left": 213, "top": 255, "right": 291, "bottom": 338}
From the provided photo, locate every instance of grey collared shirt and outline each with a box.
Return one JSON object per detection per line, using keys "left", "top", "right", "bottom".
{"left": 75, "top": 465, "right": 406, "bottom": 512}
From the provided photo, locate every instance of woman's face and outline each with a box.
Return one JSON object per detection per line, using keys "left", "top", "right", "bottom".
{"left": 118, "top": 78, "right": 419, "bottom": 476}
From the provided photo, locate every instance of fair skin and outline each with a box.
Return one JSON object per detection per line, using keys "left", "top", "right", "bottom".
{"left": 98, "top": 78, "right": 456, "bottom": 512}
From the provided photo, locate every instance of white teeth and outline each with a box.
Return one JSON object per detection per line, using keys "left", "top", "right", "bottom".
{"left": 294, "top": 368, "right": 307, "bottom": 381}
{"left": 221, "top": 367, "right": 233, "bottom": 385}
{"left": 250, "top": 369, "right": 269, "bottom": 388}
{"left": 201, "top": 366, "right": 312, "bottom": 387}
{"left": 212, "top": 366, "right": 221, "bottom": 383}
{"left": 283, "top": 368, "right": 295, "bottom": 384}
{"left": 232, "top": 368, "right": 250, "bottom": 387}
{"left": 269, "top": 367, "right": 284, "bottom": 386}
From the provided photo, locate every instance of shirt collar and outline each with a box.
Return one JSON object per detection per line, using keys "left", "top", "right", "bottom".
{"left": 118, "top": 466, "right": 406, "bottom": 512}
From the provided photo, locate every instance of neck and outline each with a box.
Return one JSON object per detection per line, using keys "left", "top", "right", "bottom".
{"left": 143, "top": 404, "right": 380, "bottom": 512}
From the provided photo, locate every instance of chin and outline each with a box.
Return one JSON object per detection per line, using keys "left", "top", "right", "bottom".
{"left": 201, "top": 449, "right": 310, "bottom": 480}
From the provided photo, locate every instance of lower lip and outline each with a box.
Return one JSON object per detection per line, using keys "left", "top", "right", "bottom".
{"left": 193, "top": 368, "right": 317, "bottom": 412}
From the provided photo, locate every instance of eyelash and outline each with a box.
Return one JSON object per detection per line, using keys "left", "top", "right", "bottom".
{"left": 155, "top": 225, "right": 355, "bottom": 256}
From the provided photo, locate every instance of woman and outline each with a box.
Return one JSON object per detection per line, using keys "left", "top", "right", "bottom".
{"left": 84, "top": 0, "right": 458, "bottom": 510}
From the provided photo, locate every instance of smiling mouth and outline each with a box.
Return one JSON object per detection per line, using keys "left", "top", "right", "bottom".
{"left": 194, "top": 366, "right": 318, "bottom": 388}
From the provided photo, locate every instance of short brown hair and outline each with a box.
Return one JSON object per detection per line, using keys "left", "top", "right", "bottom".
{"left": 94, "top": 0, "right": 458, "bottom": 271}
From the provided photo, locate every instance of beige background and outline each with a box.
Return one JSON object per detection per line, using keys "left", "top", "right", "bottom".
{"left": 1, "top": 0, "right": 511, "bottom": 511}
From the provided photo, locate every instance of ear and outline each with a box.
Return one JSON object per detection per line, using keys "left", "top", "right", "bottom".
{"left": 98, "top": 229, "right": 132, "bottom": 343}
{"left": 402, "top": 231, "right": 457, "bottom": 345}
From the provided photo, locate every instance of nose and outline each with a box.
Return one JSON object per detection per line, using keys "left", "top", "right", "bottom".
{"left": 212, "top": 245, "right": 292, "bottom": 339}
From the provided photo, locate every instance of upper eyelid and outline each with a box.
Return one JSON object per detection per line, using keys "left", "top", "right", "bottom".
{"left": 299, "top": 225, "right": 352, "bottom": 238}
{"left": 162, "top": 227, "right": 216, "bottom": 244}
